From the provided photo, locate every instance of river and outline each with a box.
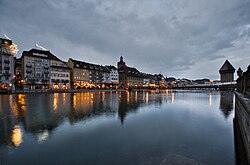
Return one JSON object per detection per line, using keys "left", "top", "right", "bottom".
{"left": 0, "top": 90, "right": 243, "bottom": 165}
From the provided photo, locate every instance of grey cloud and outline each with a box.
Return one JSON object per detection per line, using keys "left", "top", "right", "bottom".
{"left": 1, "top": 0, "right": 250, "bottom": 79}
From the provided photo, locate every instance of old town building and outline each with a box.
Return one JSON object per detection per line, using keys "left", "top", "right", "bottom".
{"left": 14, "top": 57, "right": 23, "bottom": 90}
{"left": 67, "top": 58, "right": 110, "bottom": 89}
{"left": 106, "top": 65, "right": 119, "bottom": 85}
{"left": 21, "top": 48, "right": 70, "bottom": 89}
{"left": 0, "top": 38, "right": 15, "bottom": 91}
{"left": 142, "top": 73, "right": 156, "bottom": 87}
{"left": 117, "top": 56, "right": 144, "bottom": 88}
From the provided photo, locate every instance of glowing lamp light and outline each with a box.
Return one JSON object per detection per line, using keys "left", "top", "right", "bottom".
{"left": 54, "top": 85, "right": 59, "bottom": 89}
{"left": 9, "top": 43, "right": 19, "bottom": 55}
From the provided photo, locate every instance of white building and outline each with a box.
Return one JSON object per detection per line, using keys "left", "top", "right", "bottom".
{"left": 106, "top": 65, "right": 119, "bottom": 84}
{"left": 21, "top": 48, "right": 70, "bottom": 89}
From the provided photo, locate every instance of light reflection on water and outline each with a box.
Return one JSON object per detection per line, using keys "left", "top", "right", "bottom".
{"left": 0, "top": 90, "right": 239, "bottom": 165}
{"left": 11, "top": 125, "right": 22, "bottom": 147}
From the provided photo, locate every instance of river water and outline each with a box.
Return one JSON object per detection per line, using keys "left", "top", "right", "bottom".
{"left": 0, "top": 90, "right": 240, "bottom": 165}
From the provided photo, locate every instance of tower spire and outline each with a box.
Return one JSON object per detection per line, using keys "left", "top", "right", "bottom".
{"left": 120, "top": 52, "right": 123, "bottom": 62}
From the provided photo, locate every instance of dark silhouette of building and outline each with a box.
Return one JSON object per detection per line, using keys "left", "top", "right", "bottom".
{"left": 117, "top": 56, "right": 143, "bottom": 88}
{"left": 14, "top": 57, "right": 23, "bottom": 89}
{"left": 219, "top": 60, "right": 235, "bottom": 82}
{"left": 237, "top": 65, "right": 250, "bottom": 96}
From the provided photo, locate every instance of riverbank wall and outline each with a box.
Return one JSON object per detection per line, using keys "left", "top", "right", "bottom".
{"left": 235, "top": 92, "right": 250, "bottom": 164}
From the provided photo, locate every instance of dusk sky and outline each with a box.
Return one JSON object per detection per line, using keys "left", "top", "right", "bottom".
{"left": 1, "top": 0, "right": 250, "bottom": 80}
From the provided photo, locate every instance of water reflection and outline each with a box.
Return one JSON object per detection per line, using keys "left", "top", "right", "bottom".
{"left": 209, "top": 91, "right": 213, "bottom": 107}
{"left": 11, "top": 125, "right": 22, "bottom": 147}
{"left": 53, "top": 93, "right": 59, "bottom": 111}
{"left": 172, "top": 91, "right": 175, "bottom": 104}
{"left": 220, "top": 91, "right": 234, "bottom": 118}
{"left": 0, "top": 91, "right": 168, "bottom": 147}
{"left": 36, "top": 130, "right": 49, "bottom": 143}
{"left": 0, "top": 90, "right": 242, "bottom": 165}
{"left": 68, "top": 92, "right": 117, "bottom": 123}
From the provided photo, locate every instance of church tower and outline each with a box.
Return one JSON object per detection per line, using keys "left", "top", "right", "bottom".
{"left": 117, "top": 56, "right": 126, "bottom": 70}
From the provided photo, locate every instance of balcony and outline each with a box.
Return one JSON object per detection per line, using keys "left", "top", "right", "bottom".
{"left": 26, "top": 63, "right": 32, "bottom": 67}
{"left": 4, "top": 59, "right": 10, "bottom": 64}
{"left": 4, "top": 66, "right": 10, "bottom": 70}
{"left": 44, "top": 65, "right": 49, "bottom": 69}
{"left": 26, "top": 69, "right": 32, "bottom": 73}
{"left": 3, "top": 72, "right": 11, "bottom": 77}
{"left": 44, "top": 70, "right": 49, "bottom": 74}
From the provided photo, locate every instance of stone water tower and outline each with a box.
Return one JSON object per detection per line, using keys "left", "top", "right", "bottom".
{"left": 219, "top": 60, "right": 235, "bottom": 82}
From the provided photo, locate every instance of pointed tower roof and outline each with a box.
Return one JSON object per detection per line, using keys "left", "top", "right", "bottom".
{"left": 219, "top": 60, "right": 235, "bottom": 74}
{"left": 120, "top": 56, "right": 124, "bottom": 62}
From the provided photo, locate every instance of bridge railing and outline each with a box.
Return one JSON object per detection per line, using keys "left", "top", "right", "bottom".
{"left": 172, "top": 81, "right": 236, "bottom": 88}
{"left": 237, "top": 66, "right": 250, "bottom": 97}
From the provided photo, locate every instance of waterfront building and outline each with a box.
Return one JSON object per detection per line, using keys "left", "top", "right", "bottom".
{"left": 142, "top": 73, "right": 156, "bottom": 88}
{"left": 67, "top": 58, "right": 110, "bottom": 89}
{"left": 14, "top": 57, "right": 23, "bottom": 90}
{"left": 0, "top": 38, "right": 15, "bottom": 90}
{"left": 219, "top": 60, "right": 235, "bottom": 82}
{"left": 49, "top": 61, "right": 71, "bottom": 89}
{"left": 117, "top": 56, "right": 144, "bottom": 88}
{"left": 142, "top": 74, "right": 151, "bottom": 87}
{"left": 14, "top": 57, "right": 22, "bottom": 76}
{"left": 153, "top": 74, "right": 167, "bottom": 87}
{"left": 106, "top": 65, "right": 119, "bottom": 86}
{"left": 21, "top": 48, "right": 70, "bottom": 89}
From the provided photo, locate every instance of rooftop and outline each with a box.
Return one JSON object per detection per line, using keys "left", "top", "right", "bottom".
{"left": 219, "top": 60, "right": 236, "bottom": 74}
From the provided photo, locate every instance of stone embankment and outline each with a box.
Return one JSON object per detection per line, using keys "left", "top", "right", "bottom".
{"left": 235, "top": 92, "right": 250, "bottom": 164}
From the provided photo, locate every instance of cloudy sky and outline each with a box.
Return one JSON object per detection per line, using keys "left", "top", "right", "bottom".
{"left": 1, "top": 0, "right": 250, "bottom": 79}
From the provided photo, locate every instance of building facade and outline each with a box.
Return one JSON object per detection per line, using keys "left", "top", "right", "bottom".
{"left": 67, "top": 58, "right": 110, "bottom": 89}
{"left": 21, "top": 49, "right": 70, "bottom": 89}
{"left": 49, "top": 61, "right": 71, "bottom": 89}
{"left": 117, "top": 56, "right": 144, "bottom": 88}
{"left": 142, "top": 73, "right": 156, "bottom": 88}
{"left": 0, "top": 38, "right": 15, "bottom": 91}
{"left": 106, "top": 65, "right": 119, "bottom": 85}
{"left": 14, "top": 57, "right": 23, "bottom": 90}
{"left": 219, "top": 60, "right": 236, "bottom": 82}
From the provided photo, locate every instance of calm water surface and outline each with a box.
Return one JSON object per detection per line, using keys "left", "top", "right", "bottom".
{"left": 0, "top": 90, "right": 237, "bottom": 165}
